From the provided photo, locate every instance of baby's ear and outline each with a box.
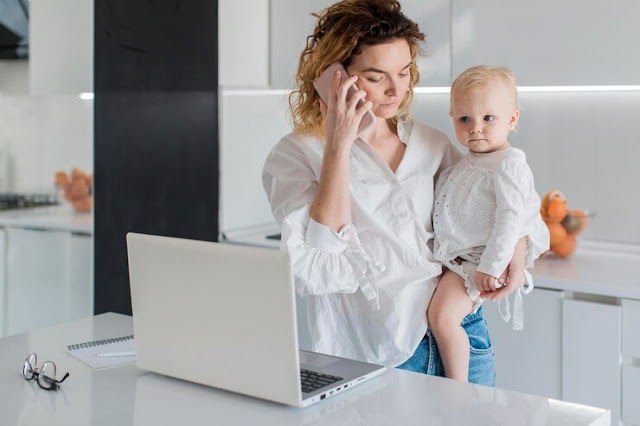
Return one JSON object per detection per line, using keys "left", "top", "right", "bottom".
{"left": 509, "top": 109, "right": 520, "bottom": 131}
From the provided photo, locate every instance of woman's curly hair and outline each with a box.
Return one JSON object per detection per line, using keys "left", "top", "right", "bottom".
{"left": 290, "top": 0, "right": 426, "bottom": 135}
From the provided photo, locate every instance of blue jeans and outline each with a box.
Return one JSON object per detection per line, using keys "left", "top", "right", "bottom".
{"left": 397, "top": 306, "right": 495, "bottom": 386}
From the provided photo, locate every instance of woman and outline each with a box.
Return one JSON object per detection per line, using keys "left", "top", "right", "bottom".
{"left": 262, "top": 0, "right": 534, "bottom": 385}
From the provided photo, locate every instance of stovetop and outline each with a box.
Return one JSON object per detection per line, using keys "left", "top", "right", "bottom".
{"left": 0, "top": 193, "right": 60, "bottom": 211}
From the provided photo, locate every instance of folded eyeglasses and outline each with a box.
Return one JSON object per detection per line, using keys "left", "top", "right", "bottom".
{"left": 22, "top": 353, "right": 69, "bottom": 390}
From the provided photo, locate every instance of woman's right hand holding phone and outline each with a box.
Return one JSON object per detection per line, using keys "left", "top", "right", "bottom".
{"left": 320, "top": 70, "right": 373, "bottom": 156}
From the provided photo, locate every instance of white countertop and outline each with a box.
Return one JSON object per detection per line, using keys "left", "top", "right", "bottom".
{"left": 0, "top": 204, "right": 92, "bottom": 234}
{"left": 224, "top": 224, "right": 640, "bottom": 301}
{"left": 532, "top": 239, "right": 640, "bottom": 300}
{"left": 221, "top": 222, "right": 281, "bottom": 249}
{"left": 0, "top": 313, "right": 610, "bottom": 426}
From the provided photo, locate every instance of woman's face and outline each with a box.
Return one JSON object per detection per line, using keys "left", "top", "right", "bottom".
{"left": 346, "top": 38, "right": 413, "bottom": 120}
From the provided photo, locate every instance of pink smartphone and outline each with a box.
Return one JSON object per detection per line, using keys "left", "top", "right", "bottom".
{"left": 313, "top": 63, "right": 376, "bottom": 135}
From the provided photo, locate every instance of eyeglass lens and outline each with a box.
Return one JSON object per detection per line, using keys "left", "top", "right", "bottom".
{"left": 22, "top": 353, "right": 37, "bottom": 380}
{"left": 38, "top": 361, "right": 57, "bottom": 390}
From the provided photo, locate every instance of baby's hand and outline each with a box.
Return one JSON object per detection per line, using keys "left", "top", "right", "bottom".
{"left": 475, "top": 271, "right": 499, "bottom": 294}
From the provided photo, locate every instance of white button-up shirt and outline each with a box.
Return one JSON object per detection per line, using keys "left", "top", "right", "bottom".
{"left": 262, "top": 120, "right": 461, "bottom": 366}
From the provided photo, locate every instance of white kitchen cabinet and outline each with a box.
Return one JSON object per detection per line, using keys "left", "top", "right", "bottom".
{"left": 484, "top": 287, "right": 563, "bottom": 399}
{"left": 622, "top": 365, "right": 640, "bottom": 425}
{"left": 219, "top": 0, "right": 269, "bottom": 87}
{"left": 268, "top": 0, "right": 451, "bottom": 89}
{"left": 29, "top": 0, "right": 93, "bottom": 95}
{"left": 0, "top": 228, "right": 6, "bottom": 336}
{"left": 5, "top": 228, "right": 92, "bottom": 336}
{"left": 451, "top": 0, "right": 640, "bottom": 86}
{"left": 563, "top": 298, "right": 621, "bottom": 426}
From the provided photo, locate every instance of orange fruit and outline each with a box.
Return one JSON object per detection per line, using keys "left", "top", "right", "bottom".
{"left": 541, "top": 190, "right": 566, "bottom": 212}
{"left": 54, "top": 171, "right": 68, "bottom": 186}
{"left": 72, "top": 196, "right": 92, "bottom": 212}
{"left": 547, "top": 198, "right": 568, "bottom": 221}
{"left": 551, "top": 234, "right": 577, "bottom": 257}
{"left": 547, "top": 222, "right": 568, "bottom": 246}
{"left": 71, "top": 167, "right": 85, "bottom": 179}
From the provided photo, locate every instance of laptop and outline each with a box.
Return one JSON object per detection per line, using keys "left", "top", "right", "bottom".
{"left": 126, "top": 233, "right": 386, "bottom": 407}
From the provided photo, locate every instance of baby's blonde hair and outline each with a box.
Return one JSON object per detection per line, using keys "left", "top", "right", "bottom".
{"left": 449, "top": 65, "right": 519, "bottom": 115}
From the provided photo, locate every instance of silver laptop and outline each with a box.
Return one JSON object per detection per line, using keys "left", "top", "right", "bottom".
{"left": 126, "top": 233, "right": 386, "bottom": 407}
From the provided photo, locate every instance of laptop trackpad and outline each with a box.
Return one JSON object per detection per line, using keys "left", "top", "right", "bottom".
{"left": 300, "top": 351, "right": 339, "bottom": 368}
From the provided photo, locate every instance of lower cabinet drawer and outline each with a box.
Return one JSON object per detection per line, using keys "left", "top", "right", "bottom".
{"left": 622, "top": 365, "right": 640, "bottom": 425}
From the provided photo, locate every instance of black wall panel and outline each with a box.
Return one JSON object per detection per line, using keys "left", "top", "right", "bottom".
{"left": 94, "top": 1, "right": 218, "bottom": 315}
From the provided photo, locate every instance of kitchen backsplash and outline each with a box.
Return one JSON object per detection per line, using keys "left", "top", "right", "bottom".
{"left": 221, "top": 89, "right": 640, "bottom": 246}
{"left": 0, "top": 94, "right": 93, "bottom": 192}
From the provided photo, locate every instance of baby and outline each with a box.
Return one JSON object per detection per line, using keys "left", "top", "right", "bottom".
{"left": 427, "top": 65, "right": 549, "bottom": 382}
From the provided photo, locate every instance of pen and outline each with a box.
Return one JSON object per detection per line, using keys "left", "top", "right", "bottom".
{"left": 95, "top": 351, "right": 137, "bottom": 358}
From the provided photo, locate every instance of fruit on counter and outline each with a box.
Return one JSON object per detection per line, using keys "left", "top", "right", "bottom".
{"left": 547, "top": 221, "right": 568, "bottom": 246}
{"left": 540, "top": 190, "right": 589, "bottom": 257}
{"left": 54, "top": 167, "right": 93, "bottom": 212}
{"left": 54, "top": 171, "right": 68, "bottom": 186}
{"left": 546, "top": 198, "right": 568, "bottom": 222}
{"left": 550, "top": 234, "right": 577, "bottom": 258}
{"left": 541, "top": 190, "right": 565, "bottom": 212}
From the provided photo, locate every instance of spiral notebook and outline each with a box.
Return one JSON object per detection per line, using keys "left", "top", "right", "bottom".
{"left": 66, "top": 335, "right": 136, "bottom": 369}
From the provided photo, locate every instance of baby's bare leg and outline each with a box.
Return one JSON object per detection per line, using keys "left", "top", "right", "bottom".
{"left": 427, "top": 269, "right": 475, "bottom": 381}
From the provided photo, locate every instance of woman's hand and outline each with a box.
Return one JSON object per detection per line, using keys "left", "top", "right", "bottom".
{"left": 480, "top": 238, "right": 527, "bottom": 301}
{"left": 321, "top": 70, "right": 373, "bottom": 156}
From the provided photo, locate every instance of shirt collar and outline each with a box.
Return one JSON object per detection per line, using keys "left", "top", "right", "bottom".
{"left": 397, "top": 118, "right": 414, "bottom": 145}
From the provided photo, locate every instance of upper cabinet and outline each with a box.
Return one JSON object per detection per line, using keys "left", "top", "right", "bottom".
{"left": 451, "top": 0, "right": 640, "bottom": 86}
{"left": 218, "top": 0, "right": 269, "bottom": 88}
{"left": 245, "top": 0, "right": 640, "bottom": 88}
{"left": 29, "top": 0, "right": 93, "bottom": 95}
{"left": 220, "top": 0, "right": 451, "bottom": 89}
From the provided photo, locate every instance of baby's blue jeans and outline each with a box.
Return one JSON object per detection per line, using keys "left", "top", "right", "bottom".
{"left": 397, "top": 306, "right": 495, "bottom": 386}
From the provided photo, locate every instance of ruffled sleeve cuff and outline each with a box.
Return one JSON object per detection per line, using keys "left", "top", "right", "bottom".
{"left": 524, "top": 219, "right": 551, "bottom": 269}
{"left": 281, "top": 206, "right": 385, "bottom": 310}
{"left": 305, "top": 216, "right": 350, "bottom": 253}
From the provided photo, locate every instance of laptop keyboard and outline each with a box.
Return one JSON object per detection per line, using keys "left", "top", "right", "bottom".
{"left": 300, "top": 368, "right": 343, "bottom": 393}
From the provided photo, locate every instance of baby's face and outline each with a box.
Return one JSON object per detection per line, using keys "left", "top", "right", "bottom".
{"left": 450, "top": 79, "right": 519, "bottom": 154}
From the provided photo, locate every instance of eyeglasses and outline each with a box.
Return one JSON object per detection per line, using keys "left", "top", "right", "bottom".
{"left": 22, "top": 353, "right": 69, "bottom": 390}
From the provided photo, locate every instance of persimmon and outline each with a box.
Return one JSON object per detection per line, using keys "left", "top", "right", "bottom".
{"left": 541, "top": 190, "right": 566, "bottom": 212}
{"left": 551, "top": 234, "right": 577, "bottom": 257}
{"left": 54, "top": 171, "right": 68, "bottom": 186}
{"left": 54, "top": 168, "right": 93, "bottom": 213}
{"left": 547, "top": 221, "right": 568, "bottom": 246}
{"left": 546, "top": 198, "right": 568, "bottom": 221}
